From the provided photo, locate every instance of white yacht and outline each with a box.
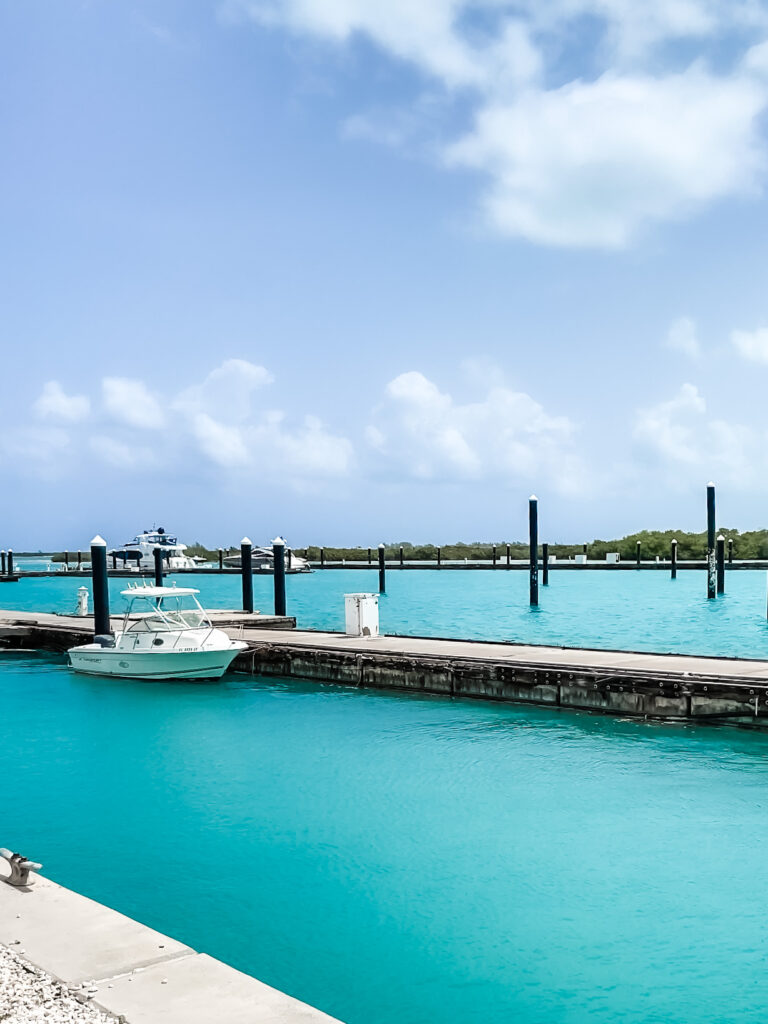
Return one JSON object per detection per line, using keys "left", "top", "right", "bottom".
{"left": 223, "top": 542, "right": 311, "bottom": 573}
{"left": 108, "top": 527, "right": 200, "bottom": 571}
{"left": 68, "top": 585, "right": 247, "bottom": 680}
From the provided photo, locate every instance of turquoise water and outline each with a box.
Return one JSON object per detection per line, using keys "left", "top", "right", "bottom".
{"left": 6, "top": 558, "right": 768, "bottom": 658}
{"left": 4, "top": 652, "right": 768, "bottom": 1023}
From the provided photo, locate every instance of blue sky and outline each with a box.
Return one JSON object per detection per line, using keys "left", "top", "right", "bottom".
{"left": 3, "top": 0, "right": 768, "bottom": 548}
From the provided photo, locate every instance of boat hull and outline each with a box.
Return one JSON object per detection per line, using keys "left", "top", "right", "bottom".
{"left": 68, "top": 644, "right": 246, "bottom": 680}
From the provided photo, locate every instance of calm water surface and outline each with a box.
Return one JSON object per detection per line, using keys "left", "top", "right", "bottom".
{"left": 3, "top": 652, "right": 768, "bottom": 1023}
{"left": 6, "top": 559, "right": 768, "bottom": 658}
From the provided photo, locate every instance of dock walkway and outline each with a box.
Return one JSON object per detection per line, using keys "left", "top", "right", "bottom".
{"left": 0, "top": 859, "right": 341, "bottom": 1023}
{"left": 4, "top": 608, "right": 768, "bottom": 726}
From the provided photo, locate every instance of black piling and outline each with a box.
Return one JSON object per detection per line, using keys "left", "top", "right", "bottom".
{"left": 529, "top": 495, "right": 539, "bottom": 607}
{"left": 287, "top": 548, "right": 293, "bottom": 571}
{"left": 218, "top": 548, "right": 223, "bottom": 570}
{"left": 378, "top": 544, "right": 386, "bottom": 594}
{"left": 728, "top": 538, "right": 733, "bottom": 565}
{"left": 273, "top": 538, "right": 286, "bottom": 616}
{"left": 670, "top": 539, "right": 677, "bottom": 580}
{"left": 90, "top": 536, "right": 110, "bottom": 638}
{"left": 320, "top": 547, "right": 325, "bottom": 568}
{"left": 0, "top": 551, "right": 5, "bottom": 575}
{"left": 716, "top": 534, "right": 725, "bottom": 595}
{"left": 542, "top": 542, "right": 549, "bottom": 585}
{"left": 153, "top": 546, "right": 163, "bottom": 588}
{"left": 506, "top": 544, "right": 511, "bottom": 567}
{"left": 707, "top": 482, "right": 716, "bottom": 599}
{"left": 77, "top": 550, "right": 82, "bottom": 571}
{"left": 7, "top": 550, "right": 13, "bottom": 577}
{"left": 399, "top": 546, "right": 404, "bottom": 567}
{"left": 492, "top": 544, "right": 497, "bottom": 567}
{"left": 241, "top": 537, "right": 253, "bottom": 614}
{"left": 636, "top": 540, "right": 641, "bottom": 567}
{"left": 437, "top": 546, "right": 441, "bottom": 568}
{"left": 111, "top": 552, "right": 117, "bottom": 570}
{"left": 368, "top": 547, "right": 372, "bottom": 565}
{"left": 64, "top": 551, "right": 69, "bottom": 570}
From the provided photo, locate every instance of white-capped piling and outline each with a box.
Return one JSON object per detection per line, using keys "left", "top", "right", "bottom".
{"left": 636, "top": 540, "right": 641, "bottom": 567}
{"left": 717, "top": 534, "right": 725, "bottom": 594}
{"left": 529, "top": 495, "right": 539, "bottom": 606}
{"left": 378, "top": 543, "right": 386, "bottom": 594}
{"left": 728, "top": 537, "right": 734, "bottom": 565}
{"left": 542, "top": 542, "right": 549, "bottom": 585}
{"left": 399, "top": 545, "right": 404, "bottom": 567}
{"left": 506, "top": 544, "right": 511, "bottom": 567}
{"left": 7, "top": 549, "right": 13, "bottom": 576}
{"left": 707, "top": 482, "right": 716, "bottom": 599}
{"left": 241, "top": 537, "right": 253, "bottom": 614}
{"left": 492, "top": 544, "right": 497, "bottom": 567}
{"left": 273, "top": 537, "right": 286, "bottom": 616}
{"left": 437, "top": 546, "right": 441, "bottom": 567}
{"left": 90, "top": 535, "right": 110, "bottom": 638}
{"left": 671, "top": 539, "right": 677, "bottom": 579}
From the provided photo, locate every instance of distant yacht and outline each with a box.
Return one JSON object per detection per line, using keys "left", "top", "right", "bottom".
{"left": 223, "top": 542, "right": 311, "bottom": 573}
{"left": 108, "top": 527, "right": 201, "bottom": 571}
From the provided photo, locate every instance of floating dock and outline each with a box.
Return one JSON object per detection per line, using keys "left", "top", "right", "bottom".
{"left": 4, "top": 610, "right": 768, "bottom": 727}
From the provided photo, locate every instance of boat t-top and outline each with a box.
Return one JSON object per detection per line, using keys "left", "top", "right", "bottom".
{"left": 108, "top": 527, "right": 200, "bottom": 571}
{"left": 68, "top": 584, "right": 247, "bottom": 680}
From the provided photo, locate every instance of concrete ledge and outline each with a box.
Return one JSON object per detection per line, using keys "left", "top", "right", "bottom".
{"left": 0, "top": 863, "right": 342, "bottom": 1023}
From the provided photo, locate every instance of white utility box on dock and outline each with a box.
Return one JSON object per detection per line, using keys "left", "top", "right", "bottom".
{"left": 575, "top": 554, "right": 587, "bottom": 564}
{"left": 345, "top": 593, "right": 379, "bottom": 637}
{"left": 606, "top": 552, "right": 620, "bottom": 564}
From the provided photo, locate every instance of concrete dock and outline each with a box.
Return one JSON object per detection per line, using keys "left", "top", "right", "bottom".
{"left": 4, "top": 609, "right": 768, "bottom": 726}
{"left": 0, "top": 859, "right": 341, "bottom": 1023}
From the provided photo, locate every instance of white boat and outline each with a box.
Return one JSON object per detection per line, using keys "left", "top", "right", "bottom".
{"left": 223, "top": 542, "right": 311, "bottom": 573}
{"left": 68, "top": 585, "right": 247, "bottom": 680}
{"left": 108, "top": 527, "right": 198, "bottom": 571}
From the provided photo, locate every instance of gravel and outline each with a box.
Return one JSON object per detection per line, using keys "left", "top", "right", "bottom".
{"left": 0, "top": 945, "right": 116, "bottom": 1023}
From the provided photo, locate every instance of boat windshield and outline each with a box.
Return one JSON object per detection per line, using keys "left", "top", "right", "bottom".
{"left": 124, "top": 593, "right": 211, "bottom": 632}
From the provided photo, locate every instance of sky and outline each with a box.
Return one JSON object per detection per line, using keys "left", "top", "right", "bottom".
{"left": 3, "top": 0, "right": 768, "bottom": 548}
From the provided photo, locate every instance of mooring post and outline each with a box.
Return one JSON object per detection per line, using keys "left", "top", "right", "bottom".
{"left": 153, "top": 546, "right": 163, "bottom": 588}
{"left": 378, "top": 543, "right": 386, "bottom": 594}
{"left": 437, "top": 546, "right": 441, "bottom": 567}
{"left": 716, "top": 534, "right": 725, "bottom": 594}
{"left": 7, "top": 549, "right": 13, "bottom": 577}
{"left": 707, "top": 482, "right": 716, "bottom": 599}
{"left": 77, "top": 550, "right": 82, "bottom": 571}
{"left": 0, "top": 551, "right": 5, "bottom": 575}
{"left": 320, "top": 547, "right": 325, "bottom": 568}
{"left": 636, "top": 540, "right": 641, "bottom": 567}
{"left": 90, "top": 535, "right": 110, "bottom": 638}
{"left": 506, "top": 543, "right": 511, "bottom": 567}
{"left": 111, "top": 552, "right": 117, "bottom": 570}
{"left": 399, "top": 545, "right": 404, "bottom": 567}
{"left": 273, "top": 537, "right": 286, "bottom": 616}
{"left": 287, "top": 547, "right": 293, "bottom": 571}
{"left": 671, "top": 539, "right": 677, "bottom": 580}
{"left": 241, "top": 537, "right": 253, "bottom": 614}
{"left": 542, "top": 542, "right": 549, "bottom": 585}
{"left": 368, "top": 547, "right": 372, "bottom": 565}
{"left": 728, "top": 537, "right": 733, "bottom": 565}
{"left": 64, "top": 550, "right": 69, "bottom": 570}
{"left": 529, "top": 495, "right": 539, "bottom": 606}
{"left": 492, "top": 544, "right": 497, "bottom": 567}
{"left": 218, "top": 548, "right": 223, "bottom": 570}
{"left": 582, "top": 543, "right": 587, "bottom": 557}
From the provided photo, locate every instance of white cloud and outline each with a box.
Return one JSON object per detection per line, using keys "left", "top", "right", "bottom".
{"left": 446, "top": 67, "right": 767, "bottom": 247}
{"left": 103, "top": 377, "right": 165, "bottom": 429}
{"left": 90, "top": 437, "right": 157, "bottom": 469}
{"left": 173, "top": 359, "right": 273, "bottom": 422}
{"left": 666, "top": 316, "right": 701, "bottom": 359}
{"left": 33, "top": 381, "right": 90, "bottom": 422}
{"left": 634, "top": 382, "right": 706, "bottom": 463}
{"left": 633, "top": 382, "right": 768, "bottom": 486}
{"left": 731, "top": 326, "right": 768, "bottom": 364}
{"left": 368, "top": 370, "right": 584, "bottom": 492}
{"left": 191, "top": 413, "right": 251, "bottom": 466}
{"left": 228, "top": 0, "right": 768, "bottom": 247}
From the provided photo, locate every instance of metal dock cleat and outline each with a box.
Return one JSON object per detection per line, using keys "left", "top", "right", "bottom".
{"left": 0, "top": 847, "right": 42, "bottom": 886}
